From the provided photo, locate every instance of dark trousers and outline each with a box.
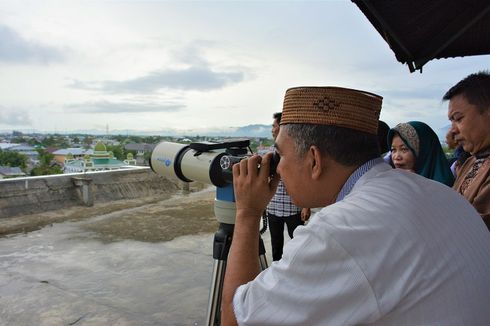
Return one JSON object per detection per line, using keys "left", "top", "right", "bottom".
{"left": 268, "top": 212, "right": 304, "bottom": 261}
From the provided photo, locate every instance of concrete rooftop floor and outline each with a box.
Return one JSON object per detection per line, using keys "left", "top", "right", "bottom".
{"left": 0, "top": 188, "right": 275, "bottom": 325}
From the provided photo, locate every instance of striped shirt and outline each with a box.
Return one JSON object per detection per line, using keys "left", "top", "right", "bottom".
{"left": 336, "top": 157, "right": 385, "bottom": 202}
{"left": 266, "top": 180, "right": 302, "bottom": 217}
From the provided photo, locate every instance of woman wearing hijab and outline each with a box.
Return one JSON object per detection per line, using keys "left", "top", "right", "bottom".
{"left": 388, "top": 121, "right": 454, "bottom": 186}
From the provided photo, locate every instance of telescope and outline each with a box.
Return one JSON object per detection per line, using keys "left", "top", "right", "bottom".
{"left": 149, "top": 139, "right": 279, "bottom": 188}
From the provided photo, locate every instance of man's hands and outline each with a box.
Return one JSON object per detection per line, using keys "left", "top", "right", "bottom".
{"left": 232, "top": 153, "right": 280, "bottom": 222}
{"left": 222, "top": 153, "right": 280, "bottom": 325}
{"left": 301, "top": 207, "right": 311, "bottom": 222}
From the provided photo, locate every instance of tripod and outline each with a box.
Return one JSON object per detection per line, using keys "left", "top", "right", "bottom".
{"left": 205, "top": 185, "right": 269, "bottom": 326}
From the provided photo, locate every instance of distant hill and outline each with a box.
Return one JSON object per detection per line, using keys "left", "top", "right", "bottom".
{"left": 0, "top": 124, "right": 273, "bottom": 138}
{"left": 2, "top": 124, "right": 453, "bottom": 141}
{"left": 135, "top": 124, "right": 272, "bottom": 138}
{"left": 202, "top": 124, "right": 271, "bottom": 138}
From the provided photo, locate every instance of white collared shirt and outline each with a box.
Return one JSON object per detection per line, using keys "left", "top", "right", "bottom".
{"left": 233, "top": 162, "right": 490, "bottom": 325}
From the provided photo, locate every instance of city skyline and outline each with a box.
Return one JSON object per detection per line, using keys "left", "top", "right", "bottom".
{"left": 0, "top": 1, "right": 488, "bottom": 134}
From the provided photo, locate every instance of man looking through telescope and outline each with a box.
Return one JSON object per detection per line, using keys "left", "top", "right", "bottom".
{"left": 221, "top": 86, "right": 490, "bottom": 325}
{"left": 266, "top": 112, "right": 310, "bottom": 261}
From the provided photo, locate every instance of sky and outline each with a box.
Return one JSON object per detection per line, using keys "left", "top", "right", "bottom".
{"left": 0, "top": 0, "right": 488, "bottom": 135}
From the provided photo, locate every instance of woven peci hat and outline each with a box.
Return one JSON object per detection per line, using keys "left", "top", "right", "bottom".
{"left": 281, "top": 86, "right": 383, "bottom": 134}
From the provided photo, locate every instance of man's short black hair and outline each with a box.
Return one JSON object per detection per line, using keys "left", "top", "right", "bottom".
{"left": 443, "top": 71, "right": 490, "bottom": 113}
{"left": 273, "top": 112, "right": 282, "bottom": 123}
{"left": 282, "top": 124, "right": 380, "bottom": 167}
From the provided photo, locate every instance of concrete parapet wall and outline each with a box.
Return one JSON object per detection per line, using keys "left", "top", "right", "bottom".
{"left": 0, "top": 168, "right": 180, "bottom": 218}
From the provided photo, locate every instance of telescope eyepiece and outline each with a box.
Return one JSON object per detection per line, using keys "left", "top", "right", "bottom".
{"left": 219, "top": 155, "right": 246, "bottom": 172}
{"left": 219, "top": 152, "right": 280, "bottom": 177}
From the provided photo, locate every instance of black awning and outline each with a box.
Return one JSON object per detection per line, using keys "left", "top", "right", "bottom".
{"left": 352, "top": 0, "right": 490, "bottom": 72}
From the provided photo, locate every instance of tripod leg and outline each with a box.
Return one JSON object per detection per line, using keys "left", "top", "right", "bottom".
{"left": 258, "top": 235, "right": 269, "bottom": 270}
{"left": 206, "top": 223, "right": 234, "bottom": 326}
{"left": 206, "top": 224, "right": 268, "bottom": 325}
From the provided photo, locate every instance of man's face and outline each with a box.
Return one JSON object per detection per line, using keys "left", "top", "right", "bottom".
{"left": 274, "top": 128, "right": 308, "bottom": 207}
{"left": 448, "top": 95, "right": 490, "bottom": 154}
{"left": 271, "top": 119, "right": 280, "bottom": 140}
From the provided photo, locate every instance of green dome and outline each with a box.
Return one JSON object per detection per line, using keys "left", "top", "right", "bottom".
{"left": 127, "top": 153, "right": 134, "bottom": 159}
{"left": 94, "top": 141, "right": 106, "bottom": 152}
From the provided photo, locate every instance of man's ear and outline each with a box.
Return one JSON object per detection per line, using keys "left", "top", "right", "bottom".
{"left": 308, "top": 145, "right": 324, "bottom": 180}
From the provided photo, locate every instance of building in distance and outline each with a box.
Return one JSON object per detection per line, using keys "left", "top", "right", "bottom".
{"left": 0, "top": 166, "right": 26, "bottom": 179}
{"left": 63, "top": 141, "right": 136, "bottom": 173}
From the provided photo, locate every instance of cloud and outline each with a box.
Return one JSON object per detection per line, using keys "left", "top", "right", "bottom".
{"left": 69, "top": 65, "right": 245, "bottom": 94}
{"left": 171, "top": 42, "right": 215, "bottom": 67}
{"left": 64, "top": 100, "right": 185, "bottom": 113}
{"left": 0, "top": 24, "right": 64, "bottom": 64}
{"left": 379, "top": 85, "right": 447, "bottom": 101}
{"left": 0, "top": 107, "right": 32, "bottom": 126}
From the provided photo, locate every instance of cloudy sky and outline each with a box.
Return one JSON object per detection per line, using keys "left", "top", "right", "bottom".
{"left": 0, "top": 0, "right": 488, "bottom": 135}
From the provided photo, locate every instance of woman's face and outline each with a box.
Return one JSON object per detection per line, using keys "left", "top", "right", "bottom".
{"left": 391, "top": 134, "right": 416, "bottom": 172}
